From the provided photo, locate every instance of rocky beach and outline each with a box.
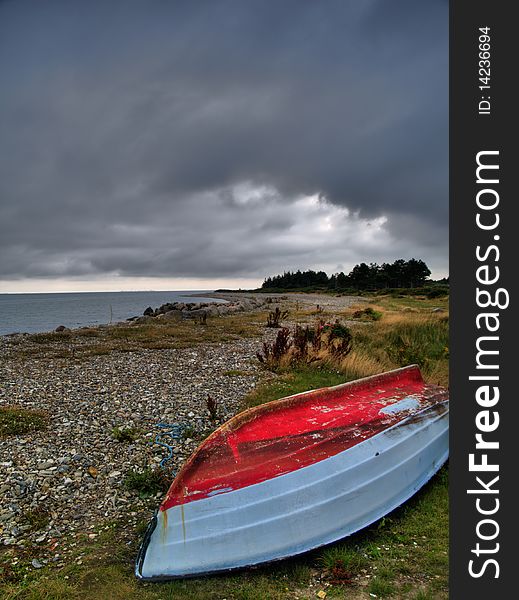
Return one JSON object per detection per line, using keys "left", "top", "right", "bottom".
{"left": 0, "top": 292, "right": 361, "bottom": 572}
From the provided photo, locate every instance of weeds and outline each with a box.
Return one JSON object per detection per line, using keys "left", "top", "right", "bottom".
{"left": 22, "top": 507, "right": 50, "bottom": 532}
{"left": 112, "top": 426, "right": 139, "bottom": 443}
{"left": 10, "top": 312, "right": 264, "bottom": 360}
{"left": 266, "top": 307, "right": 289, "bottom": 327}
{"left": 352, "top": 306, "right": 383, "bottom": 321}
{"left": 257, "top": 320, "right": 352, "bottom": 371}
{"left": 222, "top": 369, "right": 248, "bottom": 377}
{"left": 123, "top": 468, "right": 170, "bottom": 498}
{"left": 206, "top": 394, "right": 219, "bottom": 422}
{"left": 0, "top": 406, "right": 48, "bottom": 438}
{"left": 320, "top": 546, "right": 368, "bottom": 582}
{"left": 321, "top": 321, "right": 353, "bottom": 356}
{"left": 383, "top": 316, "right": 449, "bottom": 372}
{"left": 27, "top": 331, "right": 72, "bottom": 343}
{"left": 369, "top": 576, "right": 397, "bottom": 597}
{"left": 257, "top": 327, "right": 291, "bottom": 370}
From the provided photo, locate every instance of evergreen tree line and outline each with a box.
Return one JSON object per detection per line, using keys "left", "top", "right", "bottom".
{"left": 262, "top": 259, "right": 433, "bottom": 291}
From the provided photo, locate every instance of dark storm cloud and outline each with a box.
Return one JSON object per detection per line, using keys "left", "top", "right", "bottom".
{"left": 0, "top": 0, "right": 448, "bottom": 284}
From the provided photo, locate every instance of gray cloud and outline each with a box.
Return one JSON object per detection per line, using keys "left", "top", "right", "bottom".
{"left": 0, "top": 0, "right": 448, "bottom": 287}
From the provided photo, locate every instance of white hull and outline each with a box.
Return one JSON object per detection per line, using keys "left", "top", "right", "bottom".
{"left": 136, "top": 400, "right": 449, "bottom": 580}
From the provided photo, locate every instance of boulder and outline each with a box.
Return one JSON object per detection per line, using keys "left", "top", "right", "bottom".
{"left": 160, "top": 310, "right": 182, "bottom": 321}
{"left": 133, "top": 316, "right": 154, "bottom": 324}
{"left": 181, "top": 308, "right": 209, "bottom": 320}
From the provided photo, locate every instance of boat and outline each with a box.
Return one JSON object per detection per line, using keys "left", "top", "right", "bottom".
{"left": 135, "top": 364, "right": 449, "bottom": 580}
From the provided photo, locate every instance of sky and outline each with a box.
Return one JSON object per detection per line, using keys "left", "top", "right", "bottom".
{"left": 0, "top": 0, "right": 448, "bottom": 293}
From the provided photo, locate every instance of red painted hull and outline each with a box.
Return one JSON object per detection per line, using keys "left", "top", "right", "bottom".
{"left": 161, "top": 365, "right": 448, "bottom": 510}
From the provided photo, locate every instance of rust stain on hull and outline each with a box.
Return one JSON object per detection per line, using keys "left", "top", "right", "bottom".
{"left": 161, "top": 509, "right": 168, "bottom": 546}
{"left": 180, "top": 504, "right": 187, "bottom": 545}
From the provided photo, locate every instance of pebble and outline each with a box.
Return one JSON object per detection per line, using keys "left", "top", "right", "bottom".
{"left": 0, "top": 331, "right": 269, "bottom": 560}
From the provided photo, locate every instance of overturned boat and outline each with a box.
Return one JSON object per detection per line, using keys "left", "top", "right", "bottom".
{"left": 136, "top": 364, "right": 449, "bottom": 580}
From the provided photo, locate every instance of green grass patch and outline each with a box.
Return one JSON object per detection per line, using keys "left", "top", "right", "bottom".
{"left": 372, "top": 294, "right": 449, "bottom": 313}
{"left": 352, "top": 306, "right": 383, "bottom": 321}
{"left": 244, "top": 366, "right": 347, "bottom": 408}
{"left": 0, "top": 405, "right": 49, "bottom": 437}
{"left": 222, "top": 369, "right": 250, "bottom": 377}
{"left": 123, "top": 468, "right": 170, "bottom": 498}
{"left": 369, "top": 576, "right": 397, "bottom": 597}
{"left": 384, "top": 318, "right": 449, "bottom": 370}
{"left": 112, "top": 426, "right": 140, "bottom": 443}
{"left": 21, "top": 507, "right": 51, "bottom": 532}
{"left": 349, "top": 314, "right": 449, "bottom": 386}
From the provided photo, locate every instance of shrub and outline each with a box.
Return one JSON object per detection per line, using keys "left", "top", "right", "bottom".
{"left": 427, "top": 287, "right": 449, "bottom": 299}
{"left": 384, "top": 318, "right": 449, "bottom": 369}
{"left": 22, "top": 507, "right": 50, "bottom": 532}
{"left": 206, "top": 395, "right": 219, "bottom": 422}
{"left": 266, "top": 307, "right": 289, "bottom": 328}
{"left": 257, "top": 321, "right": 353, "bottom": 371}
{"left": 352, "top": 307, "right": 383, "bottom": 321}
{"left": 320, "top": 545, "right": 368, "bottom": 583}
{"left": 257, "top": 327, "right": 291, "bottom": 370}
{"left": 112, "top": 426, "right": 139, "bottom": 443}
{"left": 123, "top": 468, "right": 171, "bottom": 498}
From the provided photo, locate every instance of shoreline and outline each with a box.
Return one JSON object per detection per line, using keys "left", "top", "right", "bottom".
{"left": 0, "top": 291, "right": 229, "bottom": 338}
{"left": 1, "top": 291, "right": 366, "bottom": 338}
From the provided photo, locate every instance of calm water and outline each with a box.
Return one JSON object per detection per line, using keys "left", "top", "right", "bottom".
{"left": 0, "top": 291, "right": 227, "bottom": 335}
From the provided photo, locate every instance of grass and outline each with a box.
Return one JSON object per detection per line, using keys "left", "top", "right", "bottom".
{"left": 342, "top": 312, "right": 449, "bottom": 387}
{"left": 123, "top": 468, "right": 171, "bottom": 499}
{"left": 13, "top": 313, "right": 265, "bottom": 360}
{"left": 222, "top": 369, "right": 250, "bottom": 377}
{"left": 369, "top": 577, "right": 398, "bottom": 597}
{"left": 368, "top": 294, "right": 448, "bottom": 313}
{"left": 112, "top": 426, "right": 140, "bottom": 443}
{"left": 0, "top": 406, "right": 48, "bottom": 438}
{"left": 21, "top": 507, "right": 51, "bottom": 532}
{"left": 244, "top": 366, "right": 346, "bottom": 407}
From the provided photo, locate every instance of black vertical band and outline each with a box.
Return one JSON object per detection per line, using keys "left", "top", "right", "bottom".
{"left": 450, "top": 1, "right": 515, "bottom": 596}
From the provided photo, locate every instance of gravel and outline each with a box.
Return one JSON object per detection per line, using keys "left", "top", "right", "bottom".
{"left": 0, "top": 335, "right": 268, "bottom": 564}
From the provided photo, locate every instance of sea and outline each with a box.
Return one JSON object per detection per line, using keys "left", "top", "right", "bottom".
{"left": 0, "top": 291, "right": 227, "bottom": 336}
